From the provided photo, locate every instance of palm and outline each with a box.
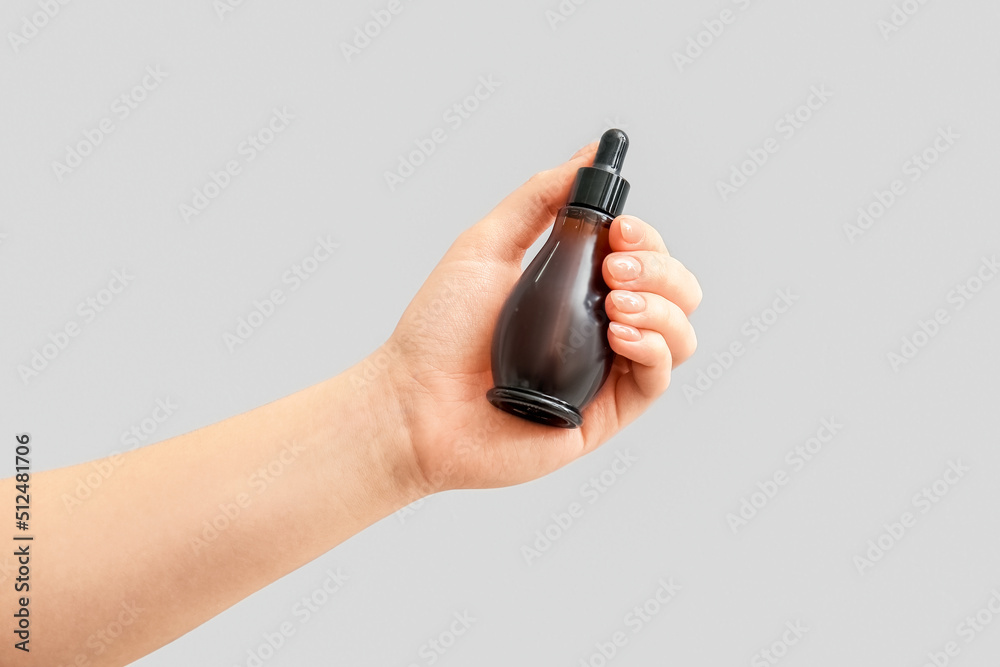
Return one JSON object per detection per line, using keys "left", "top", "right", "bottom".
{"left": 381, "top": 143, "right": 700, "bottom": 493}
{"left": 388, "top": 223, "right": 626, "bottom": 493}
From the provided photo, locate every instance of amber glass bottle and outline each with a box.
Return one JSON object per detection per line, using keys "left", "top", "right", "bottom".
{"left": 487, "top": 129, "right": 631, "bottom": 428}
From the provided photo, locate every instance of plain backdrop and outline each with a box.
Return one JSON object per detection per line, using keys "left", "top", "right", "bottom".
{"left": 2, "top": 0, "right": 999, "bottom": 665}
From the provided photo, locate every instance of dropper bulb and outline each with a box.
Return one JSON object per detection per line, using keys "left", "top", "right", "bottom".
{"left": 565, "top": 128, "right": 631, "bottom": 217}
{"left": 594, "top": 129, "right": 629, "bottom": 174}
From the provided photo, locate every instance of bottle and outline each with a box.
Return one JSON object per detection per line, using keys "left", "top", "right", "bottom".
{"left": 487, "top": 129, "right": 631, "bottom": 428}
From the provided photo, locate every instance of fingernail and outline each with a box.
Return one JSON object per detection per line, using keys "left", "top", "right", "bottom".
{"left": 609, "top": 322, "right": 642, "bottom": 342}
{"left": 608, "top": 256, "right": 641, "bottom": 282}
{"left": 611, "top": 291, "right": 645, "bottom": 313}
{"left": 618, "top": 216, "right": 644, "bottom": 244}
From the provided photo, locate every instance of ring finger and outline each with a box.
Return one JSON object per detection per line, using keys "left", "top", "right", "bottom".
{"left": 606, "top": 290, "right": 697, "bottom": 367}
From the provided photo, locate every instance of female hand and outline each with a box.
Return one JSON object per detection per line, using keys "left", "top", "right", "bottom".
{"left": 377, "top": 142, "right": 703, "bottom": 493}
{"left": 4, "top": 142, "right": 701, "bottom": 667}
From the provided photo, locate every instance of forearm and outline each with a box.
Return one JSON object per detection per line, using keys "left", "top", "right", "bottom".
{"left": 3, "top": 354, "right": 420, "bottom": 666}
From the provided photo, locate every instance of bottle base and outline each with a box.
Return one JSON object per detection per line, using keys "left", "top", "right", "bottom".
{"left": 486, "top": 387, "right": 583, "bottom": 429}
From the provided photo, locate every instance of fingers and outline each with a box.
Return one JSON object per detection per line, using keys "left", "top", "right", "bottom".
{"left": 600, "top": 214, "right": 701, "bottom": 411}
{"left": 609, "top": 214, "right": 669, "bottom": 255}
{"left": 606, "top": 215, "right": 702, "bottom": 315}
{"left": 475, "top": 142, "right": 599, "bottom": 264}
{"left": 603, "top": 250, "right": 702, "bottom": 316}
{"left": 607, "top": 324, "right": 673, "bottom": 398}
{"left": 569, "top": 141, "right": 599, "bottom": 161}
{"left": 606, "top": 291, "right": 697, "bottom": 367}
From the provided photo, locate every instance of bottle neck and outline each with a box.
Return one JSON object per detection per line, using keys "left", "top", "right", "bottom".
{"left": 553, "top": 206, "right": 615, "bottom": 240}
{"left": 567, "top": 166, "right": 630, "bottom": 218}
{"left": 563, "top": 202, "right": 616, "bottom": 220}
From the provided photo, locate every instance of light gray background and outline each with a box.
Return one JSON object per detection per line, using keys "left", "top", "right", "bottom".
{"left": 3, "top": 0, "right": 1000, "bottom": 665}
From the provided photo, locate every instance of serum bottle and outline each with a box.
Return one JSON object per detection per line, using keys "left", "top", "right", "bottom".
{"left": 487, "top": 129, "right": 631, "bottom": 428}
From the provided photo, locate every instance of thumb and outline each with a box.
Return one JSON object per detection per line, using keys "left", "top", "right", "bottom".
{"left": 475, "top": 141, "right": 598, "bottom": 263}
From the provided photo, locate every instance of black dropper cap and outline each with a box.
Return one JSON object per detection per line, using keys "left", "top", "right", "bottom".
{"left": 567, "top": 128, "right": 630, "bottom": 217}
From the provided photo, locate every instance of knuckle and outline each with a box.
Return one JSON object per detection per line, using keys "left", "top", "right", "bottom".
{"left": 657, "top": 254, "right": 678, "bottom": 281}
{"left": 659, "top": 297, "right": 674, "bottom": 323}
{"left": 652, "top": 330, "right": 670, "bottom": 355}
{"left": 677, "top": 336, "right": 696, "bottom": 364}
{"left": 527, "top": 169, "right": 548, "bottom": 185}
{"left": 659, "top": 339, "right": 674, "bottom": 369}
{"left": 651, "top": 230, "right": 670, "bottom": 255}
{"left": 691, "top": 282, "right": 704, "bottom": 309}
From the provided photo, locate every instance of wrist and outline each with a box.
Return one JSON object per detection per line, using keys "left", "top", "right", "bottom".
{"left": 334, "top": 345, "right": 428, "bottom": 509}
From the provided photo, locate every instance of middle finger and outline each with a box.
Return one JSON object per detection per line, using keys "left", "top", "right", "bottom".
{"left": 603, "top": 251, "right": 702, "bottom": 315}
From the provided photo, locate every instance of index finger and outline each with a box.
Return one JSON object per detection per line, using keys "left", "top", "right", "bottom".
{"left": 609, "top": 215, "right": 669, "bottom": 255}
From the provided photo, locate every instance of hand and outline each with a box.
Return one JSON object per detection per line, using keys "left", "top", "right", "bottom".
{"left": 0, "top": 144, "right": 702, "bottom": 667}
{"left": 377, "top": 142, "right": 702, "bottom": 493}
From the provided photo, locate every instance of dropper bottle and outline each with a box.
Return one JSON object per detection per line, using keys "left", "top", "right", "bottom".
{"left": 487, "top": 129, "right": 631, "bottom": 428}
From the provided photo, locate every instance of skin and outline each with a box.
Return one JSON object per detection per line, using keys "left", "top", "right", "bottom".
{"left": 1, "top": 141, "right": 701, "bottom": 666}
